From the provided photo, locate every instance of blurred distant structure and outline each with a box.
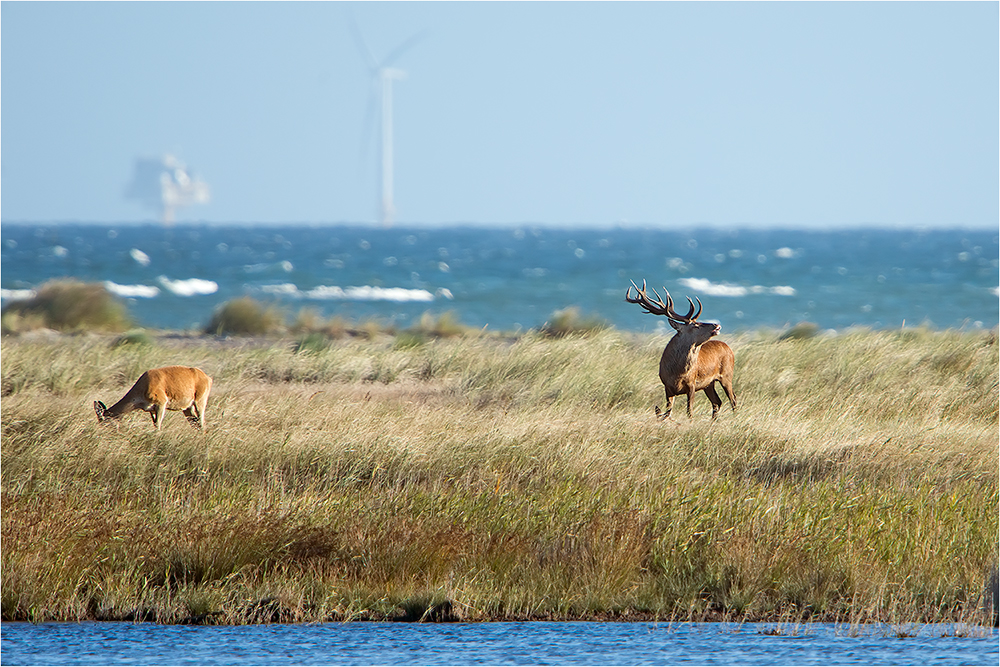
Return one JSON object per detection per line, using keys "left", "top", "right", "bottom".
{"left": 125, "top": 154, "right": 210, "bottom": 224}
{"left": 351, "top": 15, "right": 424, "bottom": 227}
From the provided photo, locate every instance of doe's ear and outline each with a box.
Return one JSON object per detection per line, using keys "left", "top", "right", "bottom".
{"left": 94, "top": 401, "right": 106, "bottom": 420}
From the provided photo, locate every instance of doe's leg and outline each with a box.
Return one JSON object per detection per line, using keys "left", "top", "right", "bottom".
{"left": 152, "top": 403, "right": 167, "bottom": 430}
{"left": 183, "top": 405, "right": 203, "bottom": 428}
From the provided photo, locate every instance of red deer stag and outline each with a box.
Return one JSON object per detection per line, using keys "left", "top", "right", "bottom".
{"left": 94, "top": 366, "right": 213, "bottom": 430}
{"left": 625, "top": 280, "right": 736, "bottom": 421}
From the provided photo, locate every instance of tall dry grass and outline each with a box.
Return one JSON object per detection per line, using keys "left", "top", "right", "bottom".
{"left": 1, "top": 327, "right": 997, "bottom": 624}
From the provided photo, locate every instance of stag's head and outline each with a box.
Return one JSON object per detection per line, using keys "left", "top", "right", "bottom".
{"left": 625, "top": 279, "right": 721, "bottom": 343}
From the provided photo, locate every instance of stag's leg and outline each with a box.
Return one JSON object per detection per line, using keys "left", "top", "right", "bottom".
{"left": 704, "top": 384, "right": 723, "bottom": 420}
{"left": 721, "top": 378, "right": 737, "bottom": 412}
{"left": 655, "top": 394, "right": 675, "bottom": 421}
{"left": 686, "top": 390, "right": 697, "bottom": 419}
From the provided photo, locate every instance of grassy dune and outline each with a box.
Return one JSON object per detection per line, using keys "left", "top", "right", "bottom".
{"left": 1, "top": 327, "right": 997, "bottom": 625}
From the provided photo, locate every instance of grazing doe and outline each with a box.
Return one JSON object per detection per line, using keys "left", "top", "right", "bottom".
{"left": 625, "top": 280, "right": 736, "bottom": 421}
{"left": 94, "top": 366, "right": 213, "bottom": 430}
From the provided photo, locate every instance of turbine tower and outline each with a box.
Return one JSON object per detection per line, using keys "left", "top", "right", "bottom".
{"left": 351, "top": 16, "right": 424, "bottom": 226}
{"left": 378, "top": 66, "right": 405, "bottom": 226}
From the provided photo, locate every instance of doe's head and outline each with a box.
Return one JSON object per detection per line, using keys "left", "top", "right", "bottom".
{"left": 94, "top": 400, "right": 110, "bottom": 423}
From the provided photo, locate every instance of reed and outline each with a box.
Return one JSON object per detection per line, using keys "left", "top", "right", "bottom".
{"left": 1, "top": 327, "right": 997, "bottom": 624}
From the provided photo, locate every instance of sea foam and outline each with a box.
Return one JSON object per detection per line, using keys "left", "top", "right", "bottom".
{"left": 157, "top": 277, "right": 219, "bottom": 296}
{"left": 679, "top": 278, "right": 796, "bottom": 297}
{"left": 260, "top": 284, "right": 445, "bottom": 302}
{"left": 104, "top": 281, "right": 160, "bottom": 298}
{"left": 0, "top": 288, "right": 36, "bottom": 302}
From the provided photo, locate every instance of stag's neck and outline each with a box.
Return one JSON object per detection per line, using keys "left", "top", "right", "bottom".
{"left": 663, "top": 333, "right": 704, "bottom": 377}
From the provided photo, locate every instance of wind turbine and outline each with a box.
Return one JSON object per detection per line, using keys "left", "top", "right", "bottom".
{"left": 350, "top": 16, "right": 425, "bottom": 226}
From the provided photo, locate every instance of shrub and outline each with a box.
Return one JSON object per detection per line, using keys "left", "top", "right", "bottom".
{"left": 359, "top": 319, "right": 391, "bottom": 341}
{"left": 205, "top": 297, "right": 285, "bottom": 336}
{"left": 411, "top": 311, "right": 470, "bottom": 338}
{"left": 112, "top": 329, "right": 154, "bottom": 348}
{"left": 0, "top": 280, "right": 131, "bottom": 333}
{"left": 540, "top": 306, "right": 608, "bottom": 338}
{"left": 292, "top": 308, "right": 350, "bottom": 339}
{"left": 294, "top": 332, "right": 332, "bottom": 354}
{"left": 779, "top": 322, "right": 820, "bottom": 341}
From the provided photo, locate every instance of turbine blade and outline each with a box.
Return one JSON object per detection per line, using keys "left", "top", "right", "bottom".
{"left": 348, "top": 10, "right": 379, "bottom": 73}
{"left": 381, "top": 29, "right": 428, "bottom": 67}
{"left": 358, "top": 81, "right": 378, "bottom": 174}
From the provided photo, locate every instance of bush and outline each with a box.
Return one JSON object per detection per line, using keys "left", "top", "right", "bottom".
{"left": 205, "top": 297, "right": 285, "bottom": 336}
{"left": 540, "top": 306, "right": 608, "bottom": 338}
{"left": 294, "top": 332, "right": 332, "bottom": 354}
{"left": 779, "top": 322, "right": 820, "bottom": 341}
{"left": 112, "top": 329, "right": 154, "bottom": 348}
{"left": 291, "top": 308, "right": 350, "bottom": 339}
{"left": 0, "top": 280, "right": 131, "bottom": 333}
{"left": 411, "top": 311, "right": 470, "bottom": 338}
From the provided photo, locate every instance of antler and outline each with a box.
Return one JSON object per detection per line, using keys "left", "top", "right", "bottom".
{"left": 625, "top": 279, "right": 703, "bottom": 323}
{"left": 625, "top": 279, "right": 671, "bottom": 316}
{"left": 682, "top": 295, "right": 703, "bottom": 322}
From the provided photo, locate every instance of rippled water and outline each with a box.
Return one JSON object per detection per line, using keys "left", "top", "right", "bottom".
{"left": 2, "top": 621, "right": 997, "bottom": 665}
{"left": 2, "top": 224, "right": 996, "bottom": 332}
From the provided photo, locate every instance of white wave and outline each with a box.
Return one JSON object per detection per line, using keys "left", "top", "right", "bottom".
{"left": 104, "top": 281, "right": 160, "bottom": 298}
{"left": 157, "top": 276, "right": 219, "bottom": 296}
{"left": 129, "top": 248, "right": 151, "bottom": 267}
{"left": 0, "top": 288, "right": 36, "bottom": 301}
{"left": 260, "top": 283, "right": 299, "bottom": 296}
{"left": 259, "top": 283, "right": 438, "bottom": 302}
{"left": 243, "top": 263, "right": 270, "bottom": 274}
{"left": 679, "top": 277, "right": 796, "bottom": 297}
{"left": 307, "top": 285, "right": 436, "bottom": 302}
{"left": 679, "top": 278, "right": 748, "bottom": 297}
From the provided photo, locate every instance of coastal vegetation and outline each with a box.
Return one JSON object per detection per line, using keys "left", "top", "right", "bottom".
{"left": 1, "top": 309, "right": 997, "bottom": 625}
{"left": 0, "top": 280, "right": 132, "bottom": 334}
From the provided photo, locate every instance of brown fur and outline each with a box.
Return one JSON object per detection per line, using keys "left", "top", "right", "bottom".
{"left": 625, "top": 280, "right": 736, "bottom": 421}
{"left": 656, "top": 332, "right": 736, "bottom": 421}
{"left": 94, "top": 366, "right": 212, "bottom": 430}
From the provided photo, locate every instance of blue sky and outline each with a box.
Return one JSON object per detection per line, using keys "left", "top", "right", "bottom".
{"left": 2, "top": 1, "right": 997, "bottom": 228}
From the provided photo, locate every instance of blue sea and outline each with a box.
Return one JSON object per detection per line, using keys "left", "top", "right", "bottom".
{"left": 1, "top": 223, "right": 996, "bottom": 333}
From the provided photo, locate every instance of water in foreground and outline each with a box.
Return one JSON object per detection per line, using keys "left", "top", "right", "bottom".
{"left": 2, "top": 621, "right": 996, "bottom": 666}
